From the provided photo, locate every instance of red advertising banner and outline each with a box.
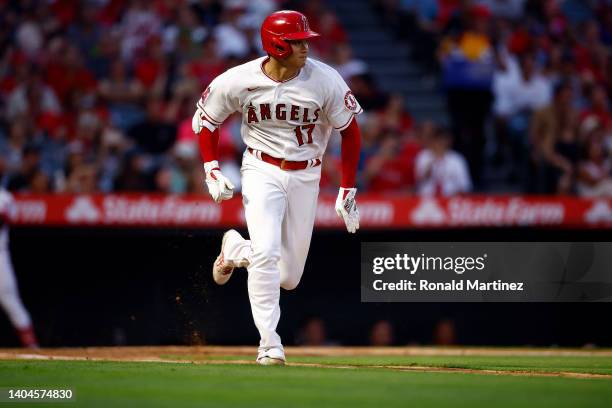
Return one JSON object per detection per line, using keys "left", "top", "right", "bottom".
{"left": 12, "top": 193, "right": 612, "bottom": 229}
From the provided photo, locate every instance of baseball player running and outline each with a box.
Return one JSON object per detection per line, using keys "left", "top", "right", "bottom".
{"left": 192, "top": 10, "right": 362, "bottom": 365}
{"left": 0, "top": 189, "right": 38, "bottom": 348}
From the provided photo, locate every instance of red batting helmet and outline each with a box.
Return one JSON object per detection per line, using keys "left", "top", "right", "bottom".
{"left": 261, "top": 10, "right": 319, "bottom": 59}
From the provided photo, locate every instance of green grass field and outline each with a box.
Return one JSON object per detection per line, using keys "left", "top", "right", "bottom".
{"left": 164, "top": 353, "right": 612, "bottom": 375}
{"left": 1, "top": 348, "right": 611, "bottom": 407}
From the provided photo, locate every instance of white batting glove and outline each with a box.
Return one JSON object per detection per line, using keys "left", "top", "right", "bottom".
{"left": 204, "top": 161, "right": 234, "bottom": 203}
{"left": 335, "top": 187, "right": 360, "bottom": 233}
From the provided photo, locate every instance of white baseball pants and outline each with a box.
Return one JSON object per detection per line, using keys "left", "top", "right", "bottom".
{"left": 223, "top": 151, "right": 320, "bottom": 351}
{"left": 0, "top": 250, "right": 32, "bottom": 329}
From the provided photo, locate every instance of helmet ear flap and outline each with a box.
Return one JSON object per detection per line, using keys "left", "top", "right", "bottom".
{"left": 270, "top": 37, "right": 292, "bottom": 59}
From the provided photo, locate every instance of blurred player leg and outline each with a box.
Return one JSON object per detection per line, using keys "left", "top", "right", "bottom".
{"left": 0, "top": 251, "right": 38, "bottom": 348}
{"left": 278, "top": 167, "right": 320, "bottom": 290}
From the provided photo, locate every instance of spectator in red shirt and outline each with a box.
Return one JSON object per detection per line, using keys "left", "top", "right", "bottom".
{"left": 45, "top": 42, "right": 97, "bottom": 105}
{"left": 133, "top": 36, "right": 168, "bottom": 95}
{"left": 310, "top": 10, "right": 348, "bottom": 59}
{"left": 185, "top": 38, "right": 227, "bottom": 91}
{"left": 363, "top": 133, "right": 417, "bottom": 194}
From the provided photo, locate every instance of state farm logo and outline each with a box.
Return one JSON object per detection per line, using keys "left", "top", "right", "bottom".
{"left": 585, "top": 200, "right": 612, "bottom": 223}
{"left": 13, "top": 199, "right": 47, "bottom": 223}
{"left": 411, "top": 198, "right": 446, "bottom": 225}
{"left": 102, "top": 196, "right": 221, "bottom": 224}
{"left": 66, "top": 196, "right": 101, "bottom": 223}
{"left": 65, "top": 196, "right": 222, "bottom": 225}
{"left": 410, "top": 197, "right": 565, "bottom": 226}
{"left": 447, "top": 198, "right": 564, "bottom": 226}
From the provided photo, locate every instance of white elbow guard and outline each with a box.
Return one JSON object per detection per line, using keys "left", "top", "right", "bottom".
{"left": 192, "top": 108, "right": 218, "bottom": 134}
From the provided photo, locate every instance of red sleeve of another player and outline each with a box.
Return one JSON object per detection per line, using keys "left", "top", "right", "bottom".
{"left": 339, "top": 117, "right": 361, "bottom": 188}
{"left": 198, "top": 126, "right": 220, "bottom": 163}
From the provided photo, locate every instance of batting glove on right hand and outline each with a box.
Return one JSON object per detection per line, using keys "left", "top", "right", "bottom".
{"left": 335, "top": 187, "right": 360, "bottom": 233}
{"left": 204, "top": 160, "right": 234, "bottom": 203}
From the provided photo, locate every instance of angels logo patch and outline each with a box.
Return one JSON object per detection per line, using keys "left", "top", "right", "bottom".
{"left": 200, "top": 87, "right": 211, "bottom": 104}
{"left": 344, "top": 91, "right": 358, "bottom": 112}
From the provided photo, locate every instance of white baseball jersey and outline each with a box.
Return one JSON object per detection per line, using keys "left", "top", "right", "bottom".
{"left": 0, "top": 190, "right": 16, "bottom": 250}
{"left": 198, "top": 56, "right": 363, "bottom": 161}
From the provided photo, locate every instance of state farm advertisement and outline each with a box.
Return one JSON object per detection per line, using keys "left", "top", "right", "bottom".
{"left": 11, "top": 194, "right": 612, "bottom": 229}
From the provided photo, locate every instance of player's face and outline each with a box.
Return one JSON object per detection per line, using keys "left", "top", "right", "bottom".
{"left": 286, "top": 40, "right": 309, "bottom": 68}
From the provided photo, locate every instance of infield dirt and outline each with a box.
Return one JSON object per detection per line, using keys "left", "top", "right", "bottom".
{"left": 1, "top": 346, "right": 611, "bottom": 379}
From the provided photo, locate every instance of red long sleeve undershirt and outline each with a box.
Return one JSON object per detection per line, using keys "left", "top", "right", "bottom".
{"left": 339, "top": 117, "right": 361, "bottom": 188}
{"left": 197, "top": 126, "right": 219, "bottom": 163}
{"left": 197, "top": 117, "right": 361, "bottom": 187}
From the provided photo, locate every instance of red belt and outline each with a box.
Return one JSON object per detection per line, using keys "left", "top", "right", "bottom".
{"left": 248, "top": 148, "right": 321, "bottom": 171}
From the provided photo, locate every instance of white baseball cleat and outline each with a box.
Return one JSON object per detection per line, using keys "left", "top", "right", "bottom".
{"left": 212, "top": 229, "right": 246, "bottom": 285}
{"left": 256, "top": 347, "right": 286, "bottom": 366}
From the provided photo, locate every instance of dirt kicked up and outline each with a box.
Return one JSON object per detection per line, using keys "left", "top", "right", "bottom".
{"left": 1, "top": 346, "right": 611, "bottom": 379}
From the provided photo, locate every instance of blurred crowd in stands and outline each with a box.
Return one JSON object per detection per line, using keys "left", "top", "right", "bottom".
{"left": 375, "top": 0, "right": 611, "bottom": 196}
{"left": 0, "top": 0, "right": 610, "bottom": 197}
